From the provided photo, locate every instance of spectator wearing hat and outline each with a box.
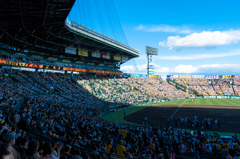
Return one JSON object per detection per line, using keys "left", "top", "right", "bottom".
{"left": 2, "top": 133, "right": 16, "bottom": 145}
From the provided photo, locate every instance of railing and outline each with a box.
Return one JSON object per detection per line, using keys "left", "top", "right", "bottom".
{"left": 0, "top": 57, "right": 55, "bottom": 66}
{"left": 7, "top": 97, "right": 24, "bottom": 129}
{"left": 14, "top": 97, "right": 24, "bottom": 113}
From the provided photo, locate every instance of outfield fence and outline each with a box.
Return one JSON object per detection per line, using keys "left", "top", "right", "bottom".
{"left": 134, "top": 95, "right": 240, "bottom": 107}
{"left": 106, "top": 95, "right": 240, "bottom": 113}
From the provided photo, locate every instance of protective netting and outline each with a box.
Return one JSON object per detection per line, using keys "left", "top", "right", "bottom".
{"left": 120, "top": 58, "right": 140, "bottom": 74}
{"left": 67, "top": 0, "right": 128, "bottom": 45}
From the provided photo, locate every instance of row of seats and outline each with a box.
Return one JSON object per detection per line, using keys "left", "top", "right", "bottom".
{"left": 0, "top": 69, "right": 239, "bottom": 159}
{"left": 171, "top": 78, "right": 240, "bottom": 96}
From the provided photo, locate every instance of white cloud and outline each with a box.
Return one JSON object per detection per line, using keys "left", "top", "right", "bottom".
{"left": 120, "top": 65, "right": 136, "bottom": 73}
{"left": 154, "top": 65, "right": 172, "bottom": 73}
{"left": 121, "top": 63, "right": 240, "bottom": 74}
{"left": 135, "top": 24, "right": 193, "bottom": 34}
{"left": 136, "top": 63, "right": 148, "bottom": 71}
{"left": 159, "top": 30, "right": 240, "bottom": 50}
{"left": 156, "top": 50, "right": 240, "bottom": 60}
{"left": 171, "top": 64, "right": 240, "bottom": 73}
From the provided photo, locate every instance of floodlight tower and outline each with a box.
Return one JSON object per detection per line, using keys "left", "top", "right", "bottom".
{"left": 146, "top": 46, "right": 158, "bottom": 77}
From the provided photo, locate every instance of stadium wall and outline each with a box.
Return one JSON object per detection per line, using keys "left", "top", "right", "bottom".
{"left": 135, "top": 96, "right": 240, "bottom": 106}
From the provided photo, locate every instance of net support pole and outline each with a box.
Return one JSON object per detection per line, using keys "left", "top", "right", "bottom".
{"left": 43, "top": 69, "right": 45, "bottom": 78}
{"left": 186, "top": 71, "right": 188, "bottom": 95}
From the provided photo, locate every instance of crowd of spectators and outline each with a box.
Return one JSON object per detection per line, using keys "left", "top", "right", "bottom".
{"left": 0, "top": 54, "right": 119, "bottom": 71}
{"left": 171, "top": 77, "right": 240, "bottom": 96}
{"left": 201, "top": 86, "right": 217, "bottom": 96}
{"left": 2, "top": 69, "right": 240, "bottom": 159}
{"left": 189, "top": 86, "right": 208, "bottom": 95}
{"left": 234, "top": 77, "right": 240, "bottom": 85}
{"left": 78, "top": 77, "right": 187, "bottom": 105}
{"left": 175, "top": 116, "right": 221, "bottom": 131}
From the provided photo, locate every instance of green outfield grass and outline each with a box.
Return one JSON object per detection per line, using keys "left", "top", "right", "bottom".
{"left": 102, "top": 106, "right": 145, "bottom": 126}
{"left": 142, "top": 98, "right": 240, "bottom": 106}
{"left": 102, "top": 98, "right": 240, "bottom": 136}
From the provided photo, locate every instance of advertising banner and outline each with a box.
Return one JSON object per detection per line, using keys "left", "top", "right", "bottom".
{"left": 88, "top": 70, "right": 122, "bottom": 75}
{"left": 55, "top": 62, "right": 65, "bottom": 67}
{"left": 123, "top": 73, "right": 131, "bottom": 77}
{"left": 168, "top": 80, "right": 176, "bottom": 86}
{"left": 149, "top": 65, "right": 155, "bottom": 69}
{"left": 113, "top": 55, "right": 121, "bottom": 61}
{"left": 78, "top": 49, "right": 88, "bottom": 57}
{"left": 31, "top": 55, "right": 43, "bottom": 59}
{"left": 133, "top": 96, "right": 240, "bottom": 107}
{"left": 221, "top": 75, "right": 234, "bottom": 78}
{"left": 140, "top": 74, "right": 148, "bottom": 77}
{"left": 192, "top": 75, "right": 205, "bottom": 78}
{"left": 150, "top": 75, "right": 159, "bottom": 78}
{"left": 202, "top": 96, "right": 240, "bottom": 99}
{"left": 149, "top": 71, "right": 155, "bottom": 75}
{"left": 205, "top": 75, "right": 219, "bottom": 79}
{"left": 102, "top": 52, "right": 110, "bottom": 59}
{"left": 62, "top": 59, "right": 71, "bottom": 63}
{"left": 47, "top": 57, "right": 58, "bottom": 61}
{"left": 63, "top": 67, "right": 87, "bottom": 72}
{"left": 92, "top": 51, "right": 101, "bottom": 58}
{"left": 0, "top": 60, "right": 44, "bottom": 68}
{"left": 0, "top": 59, "right": 123, "bottom": 75}
{"left": 224, "top": 93, "right": 232, "bottom": 95}
{"left": 132, "top": 73, "right": 140, "bottom": 77}
{"left": 167, "top": 75, "right": 173, "bottom": 78}
{"left": 65, "top": 47, "right": 76, "bottom": 55}
{"left": 179, "top": 75, "right": 192, "bottom": 78}
{"left": 122, "top": 56, "right": 128, "bottom": 62}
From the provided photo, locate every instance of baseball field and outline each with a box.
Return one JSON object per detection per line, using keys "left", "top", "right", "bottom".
{"left": 102, "top": 98, "right": 240, "bottom": 136}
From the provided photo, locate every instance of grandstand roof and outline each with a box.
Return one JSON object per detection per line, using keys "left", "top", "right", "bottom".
{"left": 0, "top": 0, "right": 138, "bottom": 67}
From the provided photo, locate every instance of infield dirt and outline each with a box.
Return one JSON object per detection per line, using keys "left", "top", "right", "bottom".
{"left": 124, "top": 105, "right": 240, "bottom": 133}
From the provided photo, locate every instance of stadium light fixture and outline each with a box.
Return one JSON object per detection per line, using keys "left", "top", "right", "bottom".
{"left": 146, "top": 46, "right": 158, "bottom": 77}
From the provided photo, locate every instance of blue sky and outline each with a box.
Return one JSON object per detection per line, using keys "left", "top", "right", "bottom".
{"left": 111, "top": 0, "right": 240, "bottom": 78}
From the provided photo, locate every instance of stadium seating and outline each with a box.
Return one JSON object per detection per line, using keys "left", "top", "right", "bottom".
{"left": 171, "top": 78, "right": 238, "bottom": 96}
{"left": 1, "top": 69, "right": 240, "bottom": 159}
{"left": 78, "top": 77, "right": 187, "bottom": 105}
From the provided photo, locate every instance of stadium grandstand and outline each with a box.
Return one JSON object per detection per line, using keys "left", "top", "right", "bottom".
{"left": 167, "top": 75, "right": 240, "bottom": 96}
{"left": 0, "top": 0, "right": 240, "bottom": 159}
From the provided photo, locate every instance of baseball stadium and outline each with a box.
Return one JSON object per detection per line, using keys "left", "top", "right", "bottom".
{"left": 0, "top": 0, "right": 240, "bottom": 159}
